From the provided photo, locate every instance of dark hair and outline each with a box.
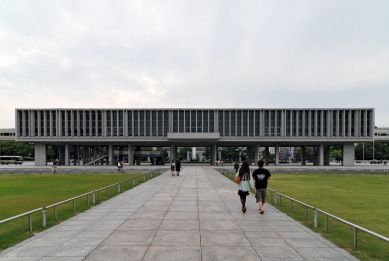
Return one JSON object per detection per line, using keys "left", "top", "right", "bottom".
{"left": 258, "top": 159, "right": 265, "bottom": 167}
{"left": 238, "top": 161, "right": 250, "bottom": 179}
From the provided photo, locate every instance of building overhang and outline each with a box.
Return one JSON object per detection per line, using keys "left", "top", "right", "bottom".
{"left": 167, "top": 133, "right": 220, "bottom": 140}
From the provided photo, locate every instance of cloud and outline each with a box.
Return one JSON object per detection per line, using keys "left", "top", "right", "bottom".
{"left": 0, "top": 0, "right": 389, "bottom": 128}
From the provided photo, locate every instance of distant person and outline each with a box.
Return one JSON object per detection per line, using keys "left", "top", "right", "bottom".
{"left": 170, "top": 160, "right": 175, "bottom": 176}
{"left": 252, "top": 159, "right": 271, "bottom": 214}
{"left": 58, "top": 158, "right": 61, "bottom": 165}
{"left": 52, "top": 159, "right": 58, "bottom": 174}
{"left": 236, "top": 161, "right": 253, "bottom": 213}
{"left": 120, "top": 159, "right": 124, "bottom": 173}
{"left": 117, "top": 159, "right": 122, "bottom": 173}
{"left": 175, "top": 157, "right": 181, "bottom": 176}
{"left": 221, "top": 159, "right": 224, "bottom": 166}
{"left": 234, "top": 161, "right": 239, "bottom": 173}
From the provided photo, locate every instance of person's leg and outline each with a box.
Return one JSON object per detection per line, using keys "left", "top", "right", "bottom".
{"left": 242, "top": 194, "right": 247, "bottom": 213}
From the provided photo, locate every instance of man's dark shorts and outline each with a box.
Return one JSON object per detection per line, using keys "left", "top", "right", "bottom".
{"left": 255, "top": 189, "right": 267, "bottom": 203}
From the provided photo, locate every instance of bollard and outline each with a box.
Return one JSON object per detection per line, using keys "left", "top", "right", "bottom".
{"left": 274, "top": 193, "right": 277, "bottom": 204}
{"left": 118, "top": 184, "right": 120, "bottom": 193}
{"left": 144, "top": 175, "right": 146, "bottom": 182}
{"left": 92, "top": 192, "right": 95, "bottom": 204}
{"left": 42, "top": 209, "right": 46, "bottom": 227}
{"left": 28, "top": 213, "right": 33, "bottom": 234}
{"left": 314, "top": 210, "right": 318, "bottom": 227}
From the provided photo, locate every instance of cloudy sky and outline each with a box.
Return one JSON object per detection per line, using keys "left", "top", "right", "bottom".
{"left": 1, "top": 0, "right": 389, "bottom": 128}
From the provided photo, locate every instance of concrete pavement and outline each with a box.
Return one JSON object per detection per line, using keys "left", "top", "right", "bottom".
{"left": 0, "top": 167, "right": 358, "bottom": 261}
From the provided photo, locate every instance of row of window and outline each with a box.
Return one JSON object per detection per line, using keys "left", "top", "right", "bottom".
{"left": 17, "top": 109, "right": 373, "bottom": 138}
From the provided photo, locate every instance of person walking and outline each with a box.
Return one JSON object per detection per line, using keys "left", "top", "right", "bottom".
{"left": 233, "top": 160, "right": 240, "bottom": 173}
{"left": 170, "top": 160, "right": 175, "bottom": 176}
{"left": 175, "top": 157, "right": 181, "bottom": 176}
{"left": 117, "top": 158, "right": 122, "bottom": 173}
{"left": 52, "top": 159, "right": 58, "bottom": 174}
{"left": 252, "top": 159, "right": 271, "bottom": 214}
{"left": 236, "top": 160, "right": 252, "bottom": 213}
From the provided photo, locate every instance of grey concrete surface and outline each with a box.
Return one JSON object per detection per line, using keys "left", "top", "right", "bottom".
{"left": 0, "top": 167, "right": 359, "bottom": 261}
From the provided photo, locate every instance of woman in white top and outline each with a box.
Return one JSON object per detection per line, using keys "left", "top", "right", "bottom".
{"left": 235, "top": 160, "right": 253, "bottom": 213}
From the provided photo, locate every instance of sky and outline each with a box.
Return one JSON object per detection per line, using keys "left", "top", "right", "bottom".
{"left": 1, "top": 0, "right": 389, "bottom": 128}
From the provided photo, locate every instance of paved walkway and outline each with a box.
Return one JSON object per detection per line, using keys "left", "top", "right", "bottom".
{"left": 0, "top": 167, "right": 358, "bottom": 261}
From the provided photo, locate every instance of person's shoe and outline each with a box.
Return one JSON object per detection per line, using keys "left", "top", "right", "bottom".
{"left": 177, "top": 174, "right": 179, "bottom": 176}
{"left": 243, "top": 207, "right": 247, "bottom": 213}
{"left": 260, "top": 210, "right": 264, "bottom": 214}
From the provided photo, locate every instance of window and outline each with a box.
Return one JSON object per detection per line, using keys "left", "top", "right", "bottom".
{"left": 298, "top": 111, "right": 303, "bottom": 137}
{"left": 52, "top": 111, "right": 56, "bottom": 136}
{"left": 152, "top": 111, "right": 157, "bottom": 136}
{"left": 209, "top": 111, "right": 214, "bottom": 132}
{"left": 79, "top": 112, "right": 83, "bottom": 136}
{"left": 191, "top": 111, "right": 196, "bottom": 132}
{"left": 97, "top": 111, "right": 102, "bottom": 136}
{"left": 197, "top": 111, "right": 202, "bottom": 132}
{"left": 173, "top": 111, "right": 178, "bottom": 132}
{"left": 185, "top": 111, "right": 190, "bottom": 132}
{"left": 243, "top": 111, "right": 248, "bottom": 136}
{"left": 179, "top": 111, "right": 184, "bottom": 132}
{"left": 46, "top": 111, "right": 51, "bottom": 135}
{"left": 40, "top": 111, "right": 44, "bottom": 136}
{"left": 158, "top": 111, "right": 163, "bottom": 136}
{"left": 219, "top": 111, "right": 224, "bottom": 136}
{"left": 225, "top": 111, "right": 229, "bottom": 136}
{"left": 237, "top": 111, "right": 242, "bottom": 136}
{"left": 34, "top": 111, "right": 38, "bottom": 136}
{"left": 249, "top": 111, "right": 254, "bottom": 136}
{"left": 264, "top": 111, "right": 269, "bottom": 136}
{"left": 85, "top": 111, "right": 90, "bottom": 136}
{"left": 276, "top": 111, "right": 281, "bottom": 136}
{"left": 91, "top": 111, "right": 96, "bottom": 136}
{"left": 61, "top": 111, "right": 66, "bottom": 136}
{"left": 128, "top": 111, "right": 133, "bottom": 136}
{"left": 231, "top": 111, "right": 236, "bottom": 136}
{"left": 119, "top": 111, "right": 124, "bottom": 136}
{"left": 203, "top": 111, "right": 208, "bottom": 132}
{"left": 317, "top": 111, "right": 321, "bottom": 136}
{"left": 134, "top": 111, "right": 139, "bottom": 136}
{"left": 139, "top": 111, "right": 144, "bottom": 136}
{"left": 286, "top": 111, "right": 291, "bottom": 136}
{"left": 73, "top": 111, "right": 78, "bottom": 136}
{"left": 323, "top": 111, "right": 327, "bottom": 136}
{"left": 107, "top": 111, "right": 112, "bottom": 136}
{"left": 145, "top": 111, "right": 150, "bottom": 136}
{"left": 254, "top": 111, "right": 259, "bottom": 136}
{"left": 164, "top": 111, "right": 169, "bottom": 135}
{"left": 67, "top": 111, "right": 72, "bottom": 136}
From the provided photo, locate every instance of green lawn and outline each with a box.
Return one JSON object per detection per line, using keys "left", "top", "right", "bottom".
{"left": 0, "top": 173, "right": 155, "bottom": 251}
{"left": 266, "top": 173, "right": 389, "bottom": 261}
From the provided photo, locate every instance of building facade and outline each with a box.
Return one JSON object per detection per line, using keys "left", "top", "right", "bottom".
{"left": 15, "top": 108, "right": 375, "bottom": 166}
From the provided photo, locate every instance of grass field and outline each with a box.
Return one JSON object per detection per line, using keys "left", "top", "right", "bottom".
{"left": 0, "top": 173, "right": 156, "bottom": 251}
{"left": 265, "top": 173, "right": 389, "bottom": 261}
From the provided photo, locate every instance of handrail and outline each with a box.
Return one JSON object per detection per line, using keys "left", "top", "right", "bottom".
{"left": 0, "top": 207, "right": 43, "bottom": 234}
{"left": 267, "top": 187, "right": 389, "bottom": 250}
{"left": 220, "top": 170, "right": 389, "bottom": 251}
{"left": 0, "top": 169, "right": 163, "bottom": 235}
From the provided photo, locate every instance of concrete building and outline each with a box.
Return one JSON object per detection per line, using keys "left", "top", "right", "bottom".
{"left": 14, "top": 108, "right": 375, "bottom": 166}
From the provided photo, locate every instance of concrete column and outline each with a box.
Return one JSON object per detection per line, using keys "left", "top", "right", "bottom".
{"left": 301, "top": 146, "right": 306, "bottom": 165}
{"left": 34, "top": 143, "right": 47, "bottom": 166}
{"left": 187, "top": 151, "right": 190, "bottom": 161}
{"left": 319, "top": 144, "right": 324, "bottom": 166}
{"left": 343, "top": 143, "right": 355, "bottom": 166}
{"left": 275, "top": 144, "right": 279, "bottom": 166}
{"left": 324, "top": 146, "right": 331, "bottom": 166}
{"left": 212, "top": 144, "right": 217, "bottom": 165}
{"left": 108, "top": 144, "right": 113, "bottom": 165}
{"left": 64, "top": 144, "right": 69, "bottom": 166}
{"left": 218, "top": 150, "right": 221, "bottom": 161}
{"left": 265, "top": 146, "right": 270, "bottom": 165}
{"left": 247, "top": 147, "right": 253, "bottom": 165}
{"left": 170, "top": 144, "right": 176, "bottom": 162}
{"left": 128, "top": 144, "right": 134, "bottom": 165}
{"left": 253, "top": 144, "right": 260, "bottom": 165}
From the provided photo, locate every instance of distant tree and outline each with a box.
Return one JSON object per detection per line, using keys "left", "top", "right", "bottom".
{"left": 330, "top": 149, "right": 343, "bottom": 162}
{"left": 0, "top": 141, "right": 34, "bottom": 158}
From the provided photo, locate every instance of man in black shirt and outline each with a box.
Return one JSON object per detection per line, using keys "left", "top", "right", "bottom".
{"left": 252, "top": 159, "right": 271, "bottom": 214}
{"left": 175, "top": 157, "right": 181, "bottom": 176}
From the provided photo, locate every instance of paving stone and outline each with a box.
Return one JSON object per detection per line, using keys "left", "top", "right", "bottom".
{"left": 117, "top": 219, "right": 162, "bottom": 231}
{"left": 202, "top": 246, "right": 261, "bottom": 261}
{"left": 83, "top": 245, "right": 148, "bottom": 261}
{"left": 151, "top": 231, "right": 200, "bottom": 246}
{"left": 143, "top": 246, "right": 201, "bottom": 261}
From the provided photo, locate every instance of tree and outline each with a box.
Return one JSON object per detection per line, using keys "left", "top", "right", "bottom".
{"left": 330, "top": 149, "right": 343, "bottom": 162}
{"left": 0, "top": 141, "right": 34, "bottom": 158}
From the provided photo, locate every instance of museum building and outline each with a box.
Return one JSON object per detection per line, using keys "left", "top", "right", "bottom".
{"left": 15, "top": 108, "right": 374, "bottom": 166}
